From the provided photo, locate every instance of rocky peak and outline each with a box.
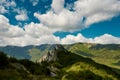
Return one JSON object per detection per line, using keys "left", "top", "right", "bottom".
{"left": 38, "top": 45, "right": 67, "bottom": 63}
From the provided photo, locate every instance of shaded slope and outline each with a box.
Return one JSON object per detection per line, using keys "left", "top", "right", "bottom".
{"left": 0, "top": 44, "right": 120, "bottom": 80}
{"left": 38, "top": 45, "right": 120, "bottom": 80}
{"left": 65, "top": 43, "right": 120, "bottom": 69}
{"left": 0, "top": 46, "right": 32, "bottom": 59}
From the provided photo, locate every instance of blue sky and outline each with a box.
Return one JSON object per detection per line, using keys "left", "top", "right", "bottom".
{"left": 0, "top": 0, "right": 120, "bottom": 46}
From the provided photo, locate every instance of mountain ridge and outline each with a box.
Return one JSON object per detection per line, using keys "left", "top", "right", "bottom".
{"left": 0, "top": 44, "right": 120, "bottom": 80}
{"left": 0, "top": 43, "right": 120, "bottom": 69}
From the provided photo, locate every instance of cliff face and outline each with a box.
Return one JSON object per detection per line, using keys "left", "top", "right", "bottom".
{"left": 38, "top": 44, "right": 82, "bottom": 66}
{"left": 38, "top": 45, "right": 65, "bottom": 62}
{"left": 38, "top": 50, "right": 57, "bottom": 62}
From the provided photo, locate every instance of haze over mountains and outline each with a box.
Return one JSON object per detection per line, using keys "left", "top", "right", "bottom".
{"left": 0, "top": 43, "right": 120, "bottom": 70}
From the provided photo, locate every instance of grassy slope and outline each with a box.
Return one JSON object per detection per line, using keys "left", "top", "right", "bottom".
{"left": 63, "top": 62, "right": 119, "bottom": 80}
{"left": 28, "top": 43, "right": 120, "bottom": 70}
{"left": 28, "top": 45, "right": 56, "bottom": 62}
{"left": 1, "top": 43, "right": 120, "bottom": 70}
{"left": 28, "top": 48, "right": 47, "bottom": 62}
{"left": 50, "top": 47, "right": 120, "bottom": 80}
{"left": 0, "top": 46, "right": 120, "bottom": 80}
{"left": 64, "top": 43, "right": 120, "bottom": 69}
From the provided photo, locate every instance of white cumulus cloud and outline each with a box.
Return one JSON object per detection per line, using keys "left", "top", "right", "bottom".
{"left": 61, "top": 34, "right": 92, "bottom": 44}
{"left": 0, "top": 14, "right": 120, "bottom": 46}
{"left": 93, "top": 34, "right": 120, "bottom": 44}
{"left": 0, "top": 6, "right": 7, "bottom": 14}
{"left": 15, "top": 9, "right": 28, "bottom": 21}
{"left": 0, "top": 15, "right": 25, "bottom": 38}
{"left": 0, "top": 0, "right": 120, "bottom": 46}
{"left": 34, "top": 0, "right": 120, "bottom": 32}
{"left": 34, "top": 9, "right": 84, "bottom": 32}
{"left": 0, "top": 0, "right": 16, "bottom": 14}
{"left": 61, "top": 33, "right": 120, "bottom": 44}
{"left": 74, "top": 0, "right": 120, "bottom": 25}
{"left": 24, "top": 22, "right": 53, "bottom": 38}
{"left": 0, "top": 15, "right": 60, "bottom": 46}
{"left": 51, "top": 0, "right": 64, "bottom": 13}
{"left": 15, "top": 14, "right": 28, "bottom": 21}
{"left": 30, "top": 0, "right": 39, "bottom": 6}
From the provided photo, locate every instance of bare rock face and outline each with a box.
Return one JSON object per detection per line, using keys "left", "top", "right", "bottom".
{"left": 39, "top": 51, "right": 57, "bottom": 62}
{"left": 38, "top": 45, "right": 66, "bottom": 63}
{"left": 38, "top": 54, "right": 48, "bottom": 62}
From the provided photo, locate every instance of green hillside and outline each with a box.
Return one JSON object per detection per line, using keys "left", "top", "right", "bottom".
{"left": 0, "top": 45, "right": 120, "bottom": 80}
{"left": 28, "top": 44, "right": 57, "bottom": 62}
{"left": 47, "top": 45, "right": 120, "bottom": 80}
{"left": 64, "top": 43, "right": 120, "bottom": 69}
{"left": 0, "top": 43, "right": 120, "bottom": 71}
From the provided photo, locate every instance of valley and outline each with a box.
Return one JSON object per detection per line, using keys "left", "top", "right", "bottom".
{"left": 0, "top": 43, "right": 120, "bottom": 80}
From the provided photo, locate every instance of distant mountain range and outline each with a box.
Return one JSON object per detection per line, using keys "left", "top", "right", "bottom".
{"left": 0, "top": 44, "right": 120, "bottom": 80}
{"left": 0, "top": 43, "right": 120, "bottom": 70}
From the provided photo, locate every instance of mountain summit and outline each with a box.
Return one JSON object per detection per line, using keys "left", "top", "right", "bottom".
{"left": 38, "top": 45, "right": 67, "bottom": 62}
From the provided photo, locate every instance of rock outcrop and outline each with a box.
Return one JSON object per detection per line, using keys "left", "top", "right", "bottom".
{"left": 38, "top": 45, "right": 66, "bottom": 62}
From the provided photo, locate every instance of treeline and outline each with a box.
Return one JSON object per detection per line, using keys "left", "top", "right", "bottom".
{"left": 0, "top": 50, "right": 120, "bottom": 80}
{"left": 0, "top": 52, "right": 52, "bottom": 80}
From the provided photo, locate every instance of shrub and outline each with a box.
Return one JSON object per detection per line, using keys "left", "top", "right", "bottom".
{"left": 0, "top": 52, "right": 9, "bottom": 69}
